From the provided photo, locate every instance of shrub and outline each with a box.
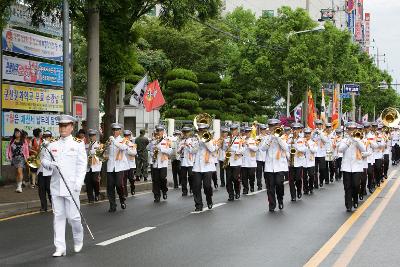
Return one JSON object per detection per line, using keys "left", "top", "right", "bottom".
{"left": 237, "top": 103, "right": 254, "bottom": 114}
{"left": 203, "top": 109, "right": 222, "bottom": 119}
{"left": 222, "top": 89, "right": 236, "bottom": 98}
{"left": 199, "top": 88, "right": 222, "bottom": 99}
{"left": 164, "top": 108, "right": 190, "bottom": 118}
{"left": 200, "top": 99, "right": 226, "bottom": 110}
{"left": 172, "top": 99, "right": 199, "bottom": 110}
{"left": 197, "top": 72, "right": 221, "bottom": 83}
{"left": 223, "top": 98, "right": 239, "bottom": 106}
{"left": 174, "top": 92, "right": 200, "bottom": 101}
{"left": 167, "top": 79, "right": 198, "bottom": 92}
{"left": 165, "top": 68, "right": 197, "bottom": 83}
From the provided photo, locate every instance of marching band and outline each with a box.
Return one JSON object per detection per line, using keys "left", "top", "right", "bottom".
{"left": 33, "top": 108, "right": 399, "bottom": 256}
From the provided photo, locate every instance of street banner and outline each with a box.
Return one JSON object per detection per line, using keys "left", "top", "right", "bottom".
{"left": 365, "top": 13, "right": 370, "bottom": 53}
{"left": 143, "top": 80, "right": 166, "bottom": 112}
{"left": 2, "top": 111, "right": 59, "bottom": 137}
{"left": 2, "top": 28, "right": 63, "bottom": 61}
{"left": 346, "top": 0, "right": 355, "bottom": 13}
{"left": 129, "top": 74, "right": 148, "bottom": 107}
{"left": 2, "top": 55, "right": 63, "bottom": 87}
{"left": 2, "top": 84, "right": 64, "bottom": 112}
{"left": 293, "top": 102, "right": 303, "bottom": 123}
{"left": 332, "top": 85, "right": 339, "bottom": 129}
{"left": 307, "top": 90, "right": 316, "bottom": 129}
{"left": 320, "top": 88, "right": 327, "bottom": 123}
{"left": 7, "top": 3, "right": 62, "bottom": 37}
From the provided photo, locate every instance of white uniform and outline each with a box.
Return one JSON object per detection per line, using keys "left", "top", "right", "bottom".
{"left": 304, "top": 139, "right": 317, "bottom": 168}
{"left": 313, "top": 130, "right": 329, "bottom": 157}
{"left": 260, "top": 135, "right": 289, "bottom": 172}
{"left": 106, "top": 136, "right": 129, "bottom": 172}
{"left": 242, "top": 137, "right": 258, "bottom": 168}
{"left": 391, "top": 131, "right": 400, "bottom": 147}
{"left": 223, "top": 136, "right": 244, "bottom": 167}
{"left": 153, "top": 136, "right": 173, "bottom": 168}
{"left": 179, "top": 137, "right": 195, "bottom": 167}
{"left": 373, "top": 133, "right": 386, "bottom": 160}
{"left": 256, "top": 135, "right": 267, "bottom": 162}
{"left": 41, "top": 135, "right": 87, "bottom": 253}
{"left": 290, "top": 137, "right": 307, "bottom": 168}
{"left": 338, "top": 138, "right": 366, "bottom": 172}
{"left": 86, "top": 141, "right": 102, "bottom": 172}
{"left": 126, "top": 140, "right": 137, "bottom": 169}
{"left": 192, "top": 139, "right": 218, "bottom": 172}
{"left": 38, "top": 144, "right": 53, "bottom": 176}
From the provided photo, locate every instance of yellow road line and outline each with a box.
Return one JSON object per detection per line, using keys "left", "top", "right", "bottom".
{"left": 304, "top": 170, "right": 398, "bottom": 267}
{"left": 333, "top": 172, "right": 400, "bottom": 266}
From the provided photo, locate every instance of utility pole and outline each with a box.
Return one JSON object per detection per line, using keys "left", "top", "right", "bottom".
{"left": 63, "top": 0, "right": 71, "bottom": 114}
{"left": 86, "top": 0, "right": 100, "bottom": 131}
{"left": 351, "top": 93, "right": 356, "bottom": 121}
{"left": 306, "top": 0, "right": 310, "bottom": 12}
{"left": 118, "top": 79, "right": 125, "bottom": 127}
{"left": 286, "top": 81, "right": 291, "bottom": 117}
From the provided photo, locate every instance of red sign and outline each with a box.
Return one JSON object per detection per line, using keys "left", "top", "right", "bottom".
{"left": 75, "top": 102, "right": 83, "bottom": 117}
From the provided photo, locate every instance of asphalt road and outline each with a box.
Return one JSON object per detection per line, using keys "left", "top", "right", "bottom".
{"left": 1, "top": 167, "right": 400, "bottom": 267}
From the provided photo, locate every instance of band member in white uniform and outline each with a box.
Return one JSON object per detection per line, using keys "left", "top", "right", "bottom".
{"left": 41, "top": 115, "right": 87, "bottom": 257}
{"left": 333, "top": 129, "right": 343, "bottom": 181}
{"left": 217, "top": 127, "right": 229, "bottom": 187}
{"left": 37, "top": 130, "right": 53, "bottom": 212}
{"left": 302, "top": 128, "right": 317, "bottom": 195}
{"left": 123, "top": 130, "right": 137, "bottom": 196}
{"left": 241, "top": 127, "right": 258, "bottom": 194}
{"left": 359, "top": 125, "right": 370, "bottom": 200}
{"left": 171, "top": 130, "right": 182, "bottom": 188}
{"left": 256, "top": 124, "right": 268, "bottom": 190}
{"left": 106, "top": 123, "right": 129, "bottom": 212}
{"left": 313, "top": 120, "right": 329, "bottom": 188}
{"left": 85, "top": 129, "right": 102, "bottom": 203}
{"left": 192, "top": 123, "right": 218, "bottom": 211}
{"left": 391, "top": 126, "right": 400, "bottom": 165}
{"left": 325, "top": 123, "right": 335, "bottom": 183}
{"left": 372, "top": 123, "right": 386, "bottom": 187}
{"left": 260, "top": 119, "right": 289, "bottom": 212}
{"left": 288, "top": 123, "right": 306, "bottom": 201}
{"left": 338, "top": 122, "right": 366, "bottom": 212}
{"left": 179, "top": 126, "right": 195, "bottom": 196}
{"left": 383, "top": 128, "right": 391, "bottom": 180}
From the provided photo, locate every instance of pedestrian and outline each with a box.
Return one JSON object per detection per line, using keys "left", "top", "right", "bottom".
{"left": 7, "top": 128, "right": 29, "bottom": 193}
{"left": 135, "top": 129, "right": 150, "bottom": 181}
{"left": 28, "top": 128, "right": 43, "bottom": 188}
{"left": 106, "top": 123, "right": 129, "bottom": 212}
{"left": 37, "top": 130, "right": 53, "bottom": 212}
{"left": 85, "top": 129, "right": 102, "bottom": 203}
{"left": 178, "top": 126, "right": 195, "bottom": 196}
{"left": 192, "top": 123, "right": 218, "bottom": 211}
{"left": 338, "top": 122, "right": 366, "bottom": 212}
{"left": 151, "top": 125, "right": 172, "bottom": 202}
{"left": 41, "top": 115, "right": 87, "bottom": 256}
{"left": 260, "top": 119, "right": 289, "bottom": 212}
{"left": 123, "top": 130, "right": 137, "bottom": 196}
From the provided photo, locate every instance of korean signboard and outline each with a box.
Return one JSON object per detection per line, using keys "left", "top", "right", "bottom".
{"left": 2, "top": 84, "right": 64, "bottom": 112}
{"left": 2, "top": 111, "right": 59, "bottom": 137}
{"left": 2, "top": 55, "right": 63, "bottom": 87}
{"left": 7, "top": 3, "right": 62, "bottom": 37}
{"left": 2, "top": 28, "right": 63, "bottom": 62}
{"left": 343, "top": 84, "right": 360, "bottom": 94}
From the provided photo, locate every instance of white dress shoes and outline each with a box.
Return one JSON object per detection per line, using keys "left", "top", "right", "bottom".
{"left": 74, "top": 243, "right": 83, "bottom": 253}
{"left": 52, "top": 250, "right": 66, "bottom": 257}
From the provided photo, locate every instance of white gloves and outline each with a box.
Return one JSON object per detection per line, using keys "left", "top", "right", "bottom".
{"left": 73, "top": 183, "right": 82, "bottom": 193}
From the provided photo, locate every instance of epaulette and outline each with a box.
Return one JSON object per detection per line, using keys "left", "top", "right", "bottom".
{"left": 50, "top": 137, "right": 59, "bottom": 143}
{"left": 73, "top": 137, "right": 82, "bottom": 143}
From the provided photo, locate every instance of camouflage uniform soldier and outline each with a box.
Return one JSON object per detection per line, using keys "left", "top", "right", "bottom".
{"left": 135, "top": 129, "right": 150, "bottom": 181}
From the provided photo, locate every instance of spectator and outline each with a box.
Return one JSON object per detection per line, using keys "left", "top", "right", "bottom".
{"left": 29, "top": 128, "right": 43, "bottom": 188}
{"left": 76, "top": 129, "right": 87, "bottom": 143}
{"left": 7, "top": 128, "right": 29, "bottom": 193}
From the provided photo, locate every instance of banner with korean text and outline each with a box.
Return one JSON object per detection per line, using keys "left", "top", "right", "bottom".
{"left": 2, "top": 55, "right": 63, "bottom": 87}
{"left": 2, "top": 84, "right": 64, "bottom": 112}
{"left": 2, "top": 28, "right": 63, "bottom": 61}
{"left": 2, "top": 111, "right": 59, "bottom": 137}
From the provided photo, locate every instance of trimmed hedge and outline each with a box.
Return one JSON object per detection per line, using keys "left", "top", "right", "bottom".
{"left": 237, "top": 103, "right": 253, "bottom": 114}
{"left": 164, "top": 108, "right": 190, "bottom": 118}
{"left": 200, "top": 99, "right": 226, "bottom": 110}
{"left": 199, "top": 88, "right": 222, "bottom": 99}
{"left": 171, "top": 99, "right": 199, "bottom": 110}
{"left": 223, "top": 98, "right": 239, "bottom": 106}
{"left": 197, "top": 72, "right": 221, "bottom": 83}
{"left": 166, "top": 68, "right": 198, "bottom": 83}
{"left": 222, "top": 89, "right": 236, "bottom": 98}
{"left": 167, "top": 79, "right": 198, "bottom": 92}
{"left": 174, "top": 92, "right": 200, "bottom": 101}
{"left": 203, "top": 109, "right": 221, "bottom": 119}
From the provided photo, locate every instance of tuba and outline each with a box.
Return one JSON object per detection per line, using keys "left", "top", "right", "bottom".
{"left": 194, "top": 113, "right": 213, "bottom": 143}
{"left": 380, "top": 107, "right": 400, "bottom": 127}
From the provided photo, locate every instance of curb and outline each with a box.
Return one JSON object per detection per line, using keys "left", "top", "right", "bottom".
{"left": 0, "top": 181, "right": 154, "bottom": 220}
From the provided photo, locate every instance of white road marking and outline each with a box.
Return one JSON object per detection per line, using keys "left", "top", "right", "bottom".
{"left": 190, "top": 203, "right": 226, "bottom": 214}
{"left": 246, "top": 189, "right": 267, "bottom": 196}
{"left": 96, "top": 227, "right": 156, "bottom": 246}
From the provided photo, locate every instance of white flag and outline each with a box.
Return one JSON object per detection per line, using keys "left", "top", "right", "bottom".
{"left": 293, "top": 102, "right": 303, "bottom": 122}
{"left": 320, "top": 88, "right": 327, "bottom": 123}
{"left": 129, "top": 74, "right": 148, "bottom": 107}
{"left": 362, "top": 114, "right": 368, "bottom": 123}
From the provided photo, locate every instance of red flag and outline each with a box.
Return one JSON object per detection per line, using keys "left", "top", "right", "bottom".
{"left": 143, "top": 80, "right": 165, "bottom": 112}
{"left": 331, "top": 85, "right": 339, "bottom": 129}
{"left": 307, "top": 90, "right": 316, "bottom": 129}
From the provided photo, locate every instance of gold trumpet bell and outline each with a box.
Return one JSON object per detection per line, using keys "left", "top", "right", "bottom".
{"left": 380, "top": 107, "right": 400, "bottom": 127}
{"left": 193, "top": 113, "right": 212, "bottom": 130}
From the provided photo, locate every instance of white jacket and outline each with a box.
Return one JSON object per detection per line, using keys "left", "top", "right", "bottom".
{"left": 256, "top": 135, "right": 267, "bottom": 162}
{"left": 126, "top": 140, "right": 137, "bottom": 169}
{"left": 223, "top": 136, "right": 244, "bottom": 167}
{"left": 313, "top": 130, "right": 329, "bottom": 157}
{"left": 242, "top": 137, "right": 258, "bottom": 168}
{"left": 192, "top": 140, "right": 217, "bottom": 172}
{"left": 288, "top": 137, "right": 307, "bottom": 168}
{"left": 41, "top": 135, "right": 87, "bottom": 197}
{"left": 37, "top": 146, "right": 53, "bottom": 176}
{"left": 86, "top": 141, "right": 102, "bottom": 172}
{"left": 338, "top": 138, "right": 366, "bottom": 172}
{"left": 153, "top": 137, "right": 173, "bottom": 169}
{"left": 106, "top": 136, "right": 130, "bottom": 172}
{"left": 304, "top": 139, "right": 317, "bottom": 168}
{"left": 260, "top": 135, "right": 289, "bottom": 172}
{"left": 178, "top": 137, "right": 196, "bottom": 167}
{"left": 373, "top": 133, "right": 386, "bottom": 160}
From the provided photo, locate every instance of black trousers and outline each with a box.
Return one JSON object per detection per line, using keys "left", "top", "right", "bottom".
{"left": 219, "top": 161, "right": 225, "bottom": 186}
{"left": 360, "top": 168, "right": 367, "bottom": 196}
{"left": 171, "top": 160, "right": 181, "bottom": 187}
{"left": 193, "top": 171, "right": 213, "bottom": 209}
{"left": 212, "top": 164, "right": 218, "bottom": 187}
{"left": 303, "top": 167, "right": 315, "bottom": 194}
{"left": 123, "top": 168, "right": 135, "bottom": 197}
{"left": 367, "top": 163, "right": 375, "bottom": 189}
{"left": 152, "top": 167, "right": 168, "bottom": 199}
{"left": 289, "top": 166, "right": 303, "bottom": 199}
{"left": 327, "top": 160, "right": 335, "bottom": 181}
{"left": 315, "top": 157, "right": 328, "bottom": 186}
{"left": 85, "top": 170, "right": 100, "bottom": 201}
{"left": 256, "top": 161, "right": 265, "bottom": 189}
{"left": 107, "top": 171, "right": 125, "bottom": 208}
{"left": 226, "top": 166, "right": 241, "bottom": 198}
{"left": 374, "top": 159, "right": 383, "bottom": 185}
{"left": 135, "top": 154, "right": 148, "bottom": 178}
{"left": 265, "top": 172, "right": 285, "bottom": 210}
{"left": 180, "top": 166, "right": 193, "bottom": 195}
{"left": 343, "top": 172, "right": 362, "bottom": 209}
{"left": 242, "top": 167, "right": 256, "bottom": 193}
{"left": 335, "top": 157, "right": 343, "bottom": 180}
{"left": 37, "top": 172, "right": 51, "bottom": 210}
{"left": 383, "top": 154, "right": 389, "bottom": 178}
{"left": 392, "top": 144, "right": 400, "bottom": 163}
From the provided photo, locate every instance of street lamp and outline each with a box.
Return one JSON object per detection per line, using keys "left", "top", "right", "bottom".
{"left": 285, "top": 26, "right": 325, "bottom": 119}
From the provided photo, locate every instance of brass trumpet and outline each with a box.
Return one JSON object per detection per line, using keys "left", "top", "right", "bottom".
{"left": 380, "top": 107, "right": 400, "bottom": 127}
{"left": 352, "top": 130, "right": 363, "bottom": 140}
{"left": 273, "top": 126, "right": 284, "bottom": 137}
{"left": 95, "top": 139, "right": 111, "bottom": 162}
